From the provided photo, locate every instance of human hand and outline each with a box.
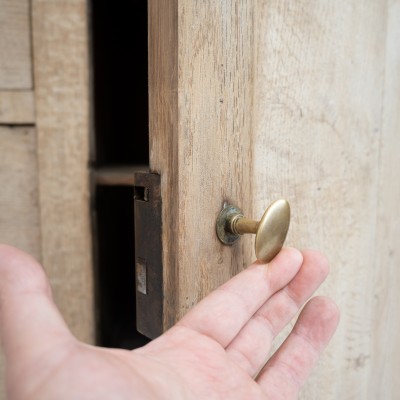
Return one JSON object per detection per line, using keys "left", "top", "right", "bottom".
{"left": 0, "top": 245, "right": 339, "bottom": 399}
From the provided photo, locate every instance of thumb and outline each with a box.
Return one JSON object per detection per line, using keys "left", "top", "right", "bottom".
{"left": 0, "top": 244, "right": 75, "bottom": 366}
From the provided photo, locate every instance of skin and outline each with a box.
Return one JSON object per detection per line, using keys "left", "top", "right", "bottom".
{"left": 0, "top": 244, "right": 339, "bottom": 399}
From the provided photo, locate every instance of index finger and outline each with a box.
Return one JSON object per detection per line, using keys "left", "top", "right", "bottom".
{"left": 177, "top": 247, "right": 303, "bottom": 347}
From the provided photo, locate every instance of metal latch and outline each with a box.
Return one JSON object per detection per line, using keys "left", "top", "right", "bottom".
{"left": 133, "top": 172, "right": 163, "bottom": 339}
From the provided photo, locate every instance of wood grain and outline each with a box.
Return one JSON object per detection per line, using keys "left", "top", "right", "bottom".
{"left": 0, "top": 91, "right": 35, "bottom": 124}
{"left": 252, "top": 1, "right": 393, "bottom": 398}
{"left": 149, "top": 0, "right": 255, "bottom": 328}
{"left": 0, "top": 0, "right": 32, "bottom": 89}
{"left": 0, "top": 126, "right": 41, "bottom": 399}
{"left": 32, "top": 0, "right": 94, "bottom": 344}
{"left": 151, "top": 0, "right": 400, "bottom": 398}
{"left": 148, "top": 0, "right": 180, "bottom": 328}
{"left": 368, "top": 1, "right": 400, "bottom": 397}
{"left": 0, "top": 126, "right": 41, "bottom": 265}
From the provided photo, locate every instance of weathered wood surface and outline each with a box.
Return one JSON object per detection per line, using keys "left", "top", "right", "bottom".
{"left": 0, "top": 127, "right": 41, "bottom": 399}
{"left": 0, "top": 0, "right": 398, "bottom": 398}
{"left": 368, "top": 1, "right": 400, "bottom": 398}
{"left": 0, "top": 91, "right": 35, "bottom": 124}
{"left": 0, "top": 0, "right": 32, "bottom": 89}
{"left": 252, "top": 1, "right": 388, "bottom": 399}
{"left": 0, "top": 127, "right": 40, "bottom": 255}
{"left": 150, "top": 0, "right": 400, "bottom": 398}
{"left": 148, "top": 0, "right": 180, "bottom": 328}
{"left": 0, "top": 2, "right": 93, "bottom": 395}
{"left": 0, "top": 2, "right": 35, "bottom": 395}
{"left": 149, "top": 0, "right": 255, "bottom": 328}
{"left": 32, "top": 0, "right": 94, "bottom": 344}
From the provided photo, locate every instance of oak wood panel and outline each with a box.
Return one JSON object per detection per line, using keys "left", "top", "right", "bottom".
{"left": 0, "top": 127, "right": 41, "bottom": 399}
{"left": 149, "top": 0, "right": 255, "bottom": 328}
{"left": 368, "top": 1, "right": 400, "bottom": 397}
{"left": 0, "top": 126, "right": 41, "bottom": 269}
{"left": 151, "top": 0, "right": 400, "bottom": 398}
{"left": 32, "top": 0, "right": 94, "bottom": 344}
{"left": 0, "top": 0, "right": 32, "bottom": 89}
{"left": 148, "top": 0, "right": 180, "bottom": 329}
{"left": 0, "top": 91, "right": 35, "bottom": 124}
{"left": 252, "top": 1, "right": 393, "bottom": 398}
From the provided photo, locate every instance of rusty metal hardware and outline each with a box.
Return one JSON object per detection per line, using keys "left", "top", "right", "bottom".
{"left": 216, "top": 199, "right": 290, "bottom": 263}
{"left": 133, "top": 172, "right": 163, "bottom": 339}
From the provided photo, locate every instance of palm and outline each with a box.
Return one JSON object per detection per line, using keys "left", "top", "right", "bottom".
{"left": 0, "top": 245, "right": 339, "bottom": 399}
{"left": 136, "top": 328, "right": 262, "bottom": 398}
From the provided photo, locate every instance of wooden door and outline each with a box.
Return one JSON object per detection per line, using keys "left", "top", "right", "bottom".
{"left": 148, "top": 1, "right": 400, "bottom": 398}
{"left": 0, "top": 1, "right": 94, "bottom": 397}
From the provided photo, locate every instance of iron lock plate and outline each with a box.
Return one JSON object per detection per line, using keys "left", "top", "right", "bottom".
{"left": 133, "top": 172, "right": 163, "bottom": 339}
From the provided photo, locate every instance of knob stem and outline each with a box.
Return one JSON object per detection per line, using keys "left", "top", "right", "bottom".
{"left": 231, "top": 217, "right": 258, "bottom": 235}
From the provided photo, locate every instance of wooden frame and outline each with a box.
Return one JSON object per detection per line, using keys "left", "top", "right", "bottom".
{"left": 32, "top": 0, "right": 94, "bottom": 343}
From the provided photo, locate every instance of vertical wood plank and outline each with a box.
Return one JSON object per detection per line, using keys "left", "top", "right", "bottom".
{"left": 151, "top": 2, "right": 400, "bottom": 397}
{"left": 0, "top": 0, "right": 32, "bottom": 89}
{"left": 0, "top": 127, "right": 41, "bottom": 400}
{"left": 369, "top": 0, "right": 400, "bottom": 397}
{"left": 252, "top": 1, "right": 390, "bottom": 398}
{"left": 176, "top": 0, "right": 255, "bottom": 318}
{"left": 148, "top": 0, "right": 180, "bottom": 329}
{"left": 0, "top": 91, "right": 35, "bottom": 124}
{"left": 32, "top": 0, "right": 94, "bottom": 343}
{"left": 149, "top": 0, "right": 255, "bottom": 328}
{"left": 0, "top": 128, "right": 40, "bottom": 256}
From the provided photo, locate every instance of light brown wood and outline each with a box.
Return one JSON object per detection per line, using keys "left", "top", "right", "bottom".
{"left": 148, "top": 0, "right": 180, "bottom": 328}
{"left": 368, "top": 1, "right": 400, "bottom": 397}
{"left": 0, "top": 126, "right": 41, "bottom": 398}
{"left": 31, "top": 0, "right": 94, "bottom": 344}
{"left": 252, "top": 2, "right": 387, "bottom": 398}
{"left": 150, "top": 0, "right": 400, "bottom": 398}
{"left": 0, "top": 91, "right": 35, "bottom": 124}
{"left": 0, "top": 126, "right": 41, "bottom": 267}
{"left": 0, "top": 1, "right": 397, "bottom": 398}
{"left": 149, "top": 0, "right": 255, "bottom": 328}
{"left": 94, "top": 165, "right": 149, "bottom": 186}
{"left": 0, "top": 0, "right": 32, "bottom": 89}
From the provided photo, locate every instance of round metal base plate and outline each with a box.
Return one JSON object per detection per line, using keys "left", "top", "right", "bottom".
{"left": 216, "top": 204, "right": 243, "bottom": 245}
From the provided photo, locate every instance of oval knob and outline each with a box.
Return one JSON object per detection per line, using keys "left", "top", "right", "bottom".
{"left": 216, "top": 199, "right": 290, "bottom": 263}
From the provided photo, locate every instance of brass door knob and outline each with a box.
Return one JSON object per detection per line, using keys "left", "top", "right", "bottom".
{"left": 216, "top": 199, "right": 290, "bottom": 263}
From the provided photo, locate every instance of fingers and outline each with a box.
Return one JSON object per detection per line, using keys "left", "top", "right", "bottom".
{"left": 226, "top": 250, "right": 329, "bottom": 376}
{"left": 257, "top": 296, "right": 340, "bottom": 399}
{"left": 0, "top": 245, "right": 74, "bottom": 365}
{"left": 177, "top": 248, "right": 304, "bottom": 347}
